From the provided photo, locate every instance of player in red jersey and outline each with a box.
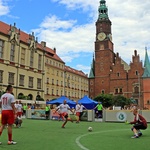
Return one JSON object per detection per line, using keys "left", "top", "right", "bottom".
{"left": 0, "top": 85, "right": 17, "bottom": 145}
{"left": 130, "top": 108, "right": 147, "bottom": 138}
{"left": 55, "top": 100, "right": 74, "bottom": 128}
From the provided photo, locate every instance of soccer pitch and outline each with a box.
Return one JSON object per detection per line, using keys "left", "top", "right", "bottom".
{"left": 0, "top": 119, "right": 149, "bottom": 150}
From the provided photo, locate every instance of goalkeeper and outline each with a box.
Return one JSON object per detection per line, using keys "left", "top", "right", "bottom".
{"left": 127, "top": 108, "right": 147, "bottom": 138}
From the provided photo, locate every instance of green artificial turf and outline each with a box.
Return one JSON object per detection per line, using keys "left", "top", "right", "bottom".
{"left": 0, "top": 119, "right": 149, "bottom": 150}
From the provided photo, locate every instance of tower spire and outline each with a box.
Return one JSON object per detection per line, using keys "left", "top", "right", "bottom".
{"left": 98, "top": 0, "right": 109, "bottom": 20}
{"left": 142, "top": 49, "right": 150, "bottom": 78}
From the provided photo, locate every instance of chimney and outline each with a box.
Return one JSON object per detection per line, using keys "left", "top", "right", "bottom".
{"left": 41, "top": 41, "right": 46, "bottom": 47}
{"left": 134, "top": 50, "right": 137, "bottom": 56}
{"left": 53, "top": 47, "right": 56, "bottom": 53}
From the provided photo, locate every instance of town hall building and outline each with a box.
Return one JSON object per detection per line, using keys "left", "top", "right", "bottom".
{"left": 89, "top": 0, "right": 150, "bottom": 109}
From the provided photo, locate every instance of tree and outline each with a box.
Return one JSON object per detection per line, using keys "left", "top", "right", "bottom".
{"left": 112, "top": 95, "right": 131, "bottom": 109}
{"left": 94, "top": 94, "right": 113, "bottom": 108}
{"left": 94, "top": 94, "right": 132, "bottom": 108}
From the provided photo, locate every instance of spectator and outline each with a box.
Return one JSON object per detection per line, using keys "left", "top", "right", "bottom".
{"left": 93, "top": 102, "right": 104, "bottom": 118}
{"left": 45, "top": 104, "right": 50, "bottom": 120}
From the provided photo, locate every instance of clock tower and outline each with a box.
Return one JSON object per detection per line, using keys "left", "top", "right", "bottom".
{"left": 94, "top": 0, "right": 114, "bottom": 96}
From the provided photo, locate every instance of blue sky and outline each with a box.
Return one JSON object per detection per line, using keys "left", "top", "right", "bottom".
{"left": 1, "top": 0, "right": 150, "bottom": 75}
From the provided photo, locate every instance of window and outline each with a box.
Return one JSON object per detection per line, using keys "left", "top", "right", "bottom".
{"left": 19, "top": 75, "right": 24, "bottom": 86}
{"left": 30, "top": 50, "right": 34, "bottom": 67}
{"left": 101, "top": 90, "right": 105, "bottom": 94}
{"left": 21, "top": 48, "right": 25, "bottom": 65}
{"left": 115, "top": 88, "right": 118, "bottom": 94}
{"left": 10, "top": 43, "right": 15, "bottom": 61}
{"left": 90, "top": 81, "right": 93, "bottom": 85}
{"left": 47, "top": 78, "right": 49, "bottom": 84}
{"left": 56, "top": 80, "right": 59, "bottom": 85}
{"left": 117, "top": 72, "right": 120, "bottom": 77}
{"left": 47, "top": 68, "right": 49, "bottom": 74}
{"left": 120, "top": 88, "right": 123, "bottom": 93}
{"left": 8, "top": 72, "right": 15, "bottom": 85}
{"left": 37, "top": 78, "right": 41, "bottom": 89}
{"left": 29, "top": 77, "right": 33, "bottom": 88}
{"left": 61, "top": 81, "right": 63, "bottom": 86}
{"left": 0, "top": 40, "right": 4, "bottom": 58}
{"left": 134, "top": 86, "right": 139, "bottom": 93}
{"left": 61, "top": 72, "right": 63, "bottom": 77}
{"left": 57, "top": 71, "right": 59, "bottom": 76}
{"left": 135, "top": 71, "right": 138, "bottom": 76}
{"left": 46, "top": 88, "right": 49, "bottom": 94}
{"left": 65, "top": 82, "right": 67, "bottom": 87}
{"left": 52, "top": 89, "right": 54, "bottom": 95}
{"left": 0, "top": 70, "right": 3, "bottom": 83}
{"left": 52, "top": 69, "right": 54, "bottom": 75}
{"left": 38, "top": 54, "right": 42, "bottom": 70}
{"left": 56, "top": 90, "right": 58, "bottom": 95}
{"left": 52, "top": 79, "right": 54, "bottom": 85}
{"left": 65, "top": 90, "right": 67, "bottom": 96}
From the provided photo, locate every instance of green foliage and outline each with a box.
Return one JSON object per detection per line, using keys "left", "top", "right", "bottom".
{"left": 113, "top": 95, "right": 131, "bottom": 108}
{"left": 18, "top": 94, "right": 30, "bottom": 100}
{"left": 94, "top": 94, "right": 113, "bottom": 107}
{"left": 94, "top": 94, "right": 132, "bottom": 108}
{"left": 36, "top": 97, "right": 44, "bottom": 101}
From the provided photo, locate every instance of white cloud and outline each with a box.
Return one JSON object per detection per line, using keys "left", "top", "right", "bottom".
{"left": 32, "top": 0, "right": 150, "bottom": 74}
{"left": 0, "top": 0, "right": 9, "bottom": 16}
{"left": 40, "top": 15, "right": 77, "bottom": 31}
{"left": 109, "top": 0, "right": 150, "bottom": 62}
{"left": 76, "top": 64, "right": 91, "bottom": 75}
{"left": 33, "top": 15, "right": 95, "bottom": 61}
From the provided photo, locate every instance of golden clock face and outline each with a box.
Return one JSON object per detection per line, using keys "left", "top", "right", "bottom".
{"left": 97, "top": 32, "right": 106, "bottom": 41}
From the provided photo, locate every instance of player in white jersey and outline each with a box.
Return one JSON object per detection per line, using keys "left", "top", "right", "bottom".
{"left": 55, "top": 100, "right": 74, "bottom": 128}
{"left": 16, "top": 100, "right": 23, "bottom": 117}
{"left": 75, "top": 102, "right": 81, "bottom": 123}
{"left": 75, "top": 102, "right": 87, "bottom": 123}
{"left": 0, "top": 85, "right": 17, "bottom": 145}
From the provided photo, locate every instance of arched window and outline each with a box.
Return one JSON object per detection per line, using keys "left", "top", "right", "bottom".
{"left": 28, "top": 94, "right": 33, "bottom": 100}
{"left": 134, "top": 86, "right": 139, "bottom": 93}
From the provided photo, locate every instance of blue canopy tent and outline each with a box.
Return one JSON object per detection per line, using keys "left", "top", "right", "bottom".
{"left": 46, "top": 96, "right": 76, "bottom": 108}
{"left": 78, "top": 95, "right": 98, "bottom": 109}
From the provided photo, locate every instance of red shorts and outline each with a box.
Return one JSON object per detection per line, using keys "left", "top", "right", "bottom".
{"left": 61, "top": 112, "right": 68, "bottom": 118}
{"left": 17, "top": 112, "right": 22, "bottom": 117}
{"left": 76, "top": 112, "right": 80, "bottom": 117}
{"left": 1, "top": 110, "right": 14, "bottom": 125}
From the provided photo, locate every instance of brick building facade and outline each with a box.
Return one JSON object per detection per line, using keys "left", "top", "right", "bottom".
{"left": 89, "top": 0, "right": 150, "bottom": 109}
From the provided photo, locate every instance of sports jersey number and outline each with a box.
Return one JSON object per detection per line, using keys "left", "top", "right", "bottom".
{"left": 2, "top": 97, "right": 8, "bottom": 105}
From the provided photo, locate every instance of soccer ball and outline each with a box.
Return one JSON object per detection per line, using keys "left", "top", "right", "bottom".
{"left": 88, "top": 127, "right": 93, "bottom": 132}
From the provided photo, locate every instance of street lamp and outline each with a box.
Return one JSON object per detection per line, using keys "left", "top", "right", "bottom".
{"left": 138, "top": 73, "right": 141, "bottom": 108}
{"left": 63, "top": 71, "right": 66, "bottom": 96}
